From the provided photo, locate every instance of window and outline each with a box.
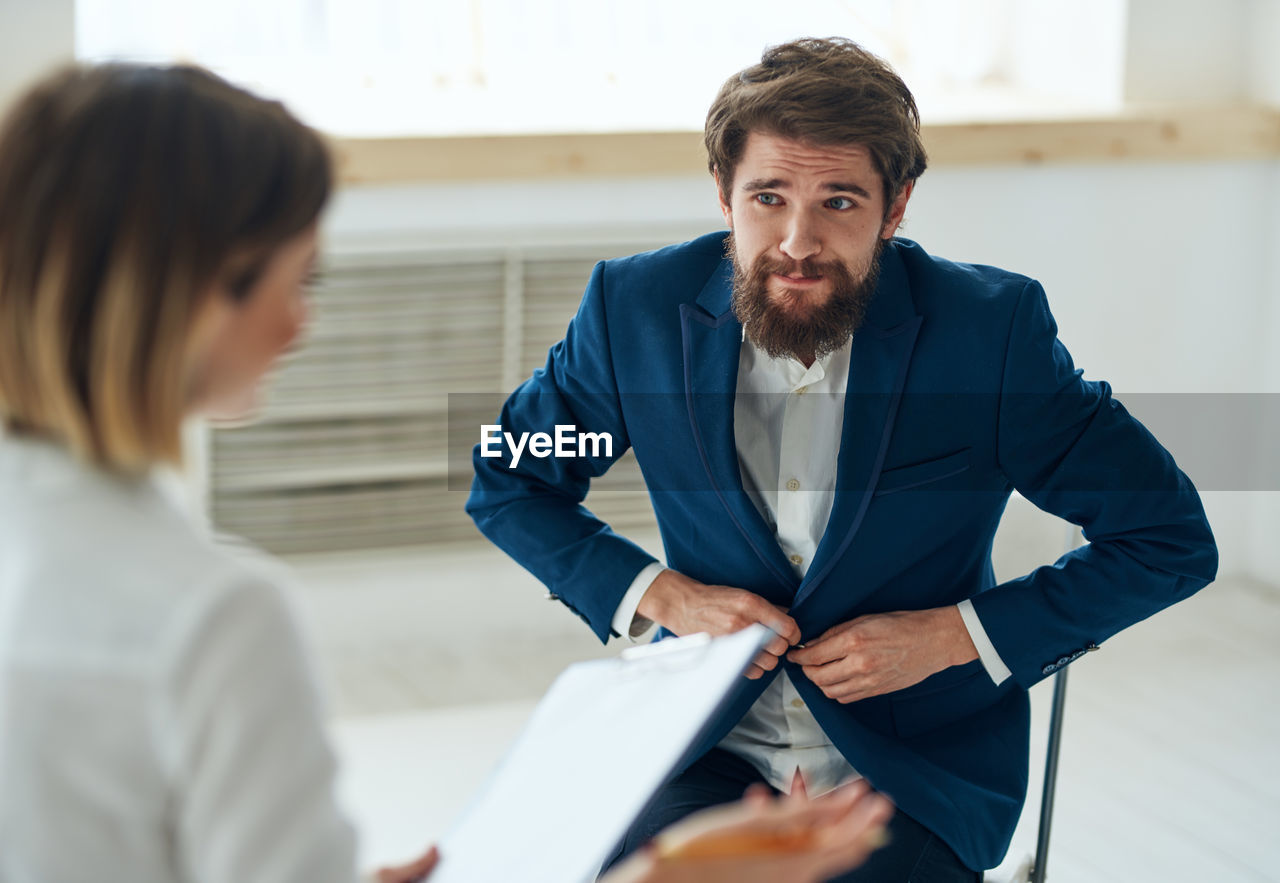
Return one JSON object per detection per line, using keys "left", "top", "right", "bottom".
{"left": 77, "top": 0, "right": 1127, "bottom": 137}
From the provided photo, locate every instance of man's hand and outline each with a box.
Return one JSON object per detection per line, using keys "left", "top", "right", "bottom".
{"left": 637, "top": 570, "right": 800, "bottom": 679}
{"left": 786, "top": 606, "right": 978, "bottom": 703}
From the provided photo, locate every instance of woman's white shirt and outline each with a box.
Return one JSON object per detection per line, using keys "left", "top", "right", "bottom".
{"left": 0, "top": 436, "right": 358, "bottom": 883}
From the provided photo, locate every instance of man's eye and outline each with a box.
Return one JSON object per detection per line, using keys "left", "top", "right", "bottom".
{"left": 755, "top": 193, "right": 782, "bottom": 206}
{"left": 827, "top": 196, "right": 856, "bottom": 210}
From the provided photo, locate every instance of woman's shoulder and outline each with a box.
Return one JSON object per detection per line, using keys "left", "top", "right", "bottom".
{"left": 0, "top": 436, "right": 301, "bottom": 676}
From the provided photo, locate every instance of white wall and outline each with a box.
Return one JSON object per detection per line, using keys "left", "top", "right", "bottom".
{"left": 324, "top": 175, "right": 723, "bottom": 250}
{"left": 1124, "top": 0, "right": 1252, "bottom": 103}
{"left": 1251, "top": 158, "right": 1280, "bottom": 581}
{"left": 1249, "top": 0, "right": 1280, "bottom": 105}
{"left": 0, "top": 0, "right": 73, "bottom": 114}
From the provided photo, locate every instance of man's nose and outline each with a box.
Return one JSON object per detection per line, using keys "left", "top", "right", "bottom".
{"left": 780, "top": 213, "right": 821, "bottom": 262}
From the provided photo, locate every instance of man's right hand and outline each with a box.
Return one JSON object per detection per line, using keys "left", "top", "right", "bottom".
{"left": 636, "top": 570, "right": 801, "bottom": 678}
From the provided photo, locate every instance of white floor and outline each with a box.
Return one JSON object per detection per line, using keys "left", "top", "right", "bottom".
{"left": 294, "top": 537, "right": 1280, "bottom": 880}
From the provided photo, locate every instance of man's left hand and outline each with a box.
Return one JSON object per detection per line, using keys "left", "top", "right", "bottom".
{"left": 787, "top": 606, "right": 978, "bottom": 704}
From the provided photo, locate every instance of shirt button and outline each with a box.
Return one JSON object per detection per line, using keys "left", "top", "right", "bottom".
{"left": 789, "top": 554, "right": 803, "bottom": 566}
{"left": 790, "top": 698, "right": 805, "bottom": 709}
{"left": 795, "top": 385, "right": 808, "bottom": 395}
{"left": 786, "top": 478, "right": 800, "bottom": 491}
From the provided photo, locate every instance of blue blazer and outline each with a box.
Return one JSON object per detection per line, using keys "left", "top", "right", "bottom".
{"left": 467, "top": 232, "right": 1217, "bottom": 870}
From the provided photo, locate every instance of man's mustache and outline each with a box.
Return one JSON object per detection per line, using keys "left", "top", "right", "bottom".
{"left": 755, "top": 257, "right": 842, "bottom": 279}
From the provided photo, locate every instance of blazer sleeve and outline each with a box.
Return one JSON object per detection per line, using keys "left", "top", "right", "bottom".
{"left": 465, "top": 260, "right": 658, "bottom": 642}
{"left": 970, "top": 280, "right": 1218, "bottom": 688}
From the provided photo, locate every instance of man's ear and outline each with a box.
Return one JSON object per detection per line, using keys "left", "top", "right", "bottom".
{"left": 881, "top": 180, "right": 915, "bottom": 239}
{"left": 713, "top": 167, "right": 733, "bottom": 230}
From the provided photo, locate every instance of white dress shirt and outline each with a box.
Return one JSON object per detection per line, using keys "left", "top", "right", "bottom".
{"left": 0, "top": 436, "right": 358, "bottom": 883}
{"left": 612, "top": 333, "right": 1010, "bottom": 795}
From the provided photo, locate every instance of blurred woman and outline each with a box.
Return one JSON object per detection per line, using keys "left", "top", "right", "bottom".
{"left": 0, "top": 64, "right": 889, "bottom": 883}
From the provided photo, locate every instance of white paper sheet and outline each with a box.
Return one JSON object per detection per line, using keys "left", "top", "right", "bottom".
{"left": 429, "top": 625, "right": 772, "bottom": 883}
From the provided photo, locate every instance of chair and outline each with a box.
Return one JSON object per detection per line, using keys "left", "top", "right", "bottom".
{"left": 984, "top": 514, "right": 1082, "bottom": 883}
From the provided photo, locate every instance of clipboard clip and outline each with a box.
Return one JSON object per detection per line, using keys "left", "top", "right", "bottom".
{"left": 617, "top": 632, "right": 717, "bottom": 679}
{"left": 621, "top": 631, "right": 712, "bottom": 662}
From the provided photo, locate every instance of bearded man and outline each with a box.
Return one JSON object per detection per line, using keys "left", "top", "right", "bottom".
{"left": 467, "top": 38, "right": 1216, "bottom": 882}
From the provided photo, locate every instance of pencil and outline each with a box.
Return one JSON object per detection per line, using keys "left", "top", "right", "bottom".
{"left": 654, "top": 825, "right": 889, "bottom": 860}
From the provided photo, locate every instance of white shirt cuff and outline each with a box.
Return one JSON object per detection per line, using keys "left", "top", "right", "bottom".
{"left": 957, "top": 599, "right": 1011, "bottom": 685}
{"left": 611, "top": 562, "right": 666, "bottom": 643}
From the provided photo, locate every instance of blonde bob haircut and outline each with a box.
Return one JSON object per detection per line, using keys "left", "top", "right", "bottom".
{"left": 0, "top": 63, "right": 331, "bottom": 474}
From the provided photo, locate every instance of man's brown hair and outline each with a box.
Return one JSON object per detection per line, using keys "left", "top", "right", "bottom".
{"left": 704, "top": 37, "right": 928, "bottom": 208}
{"left": 0, "top": 63, "right": 331, "bottom": 473}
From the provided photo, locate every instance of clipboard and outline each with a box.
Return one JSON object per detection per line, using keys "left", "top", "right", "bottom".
{"left": 429, "top": 625, "right": 773, "bottom": 883}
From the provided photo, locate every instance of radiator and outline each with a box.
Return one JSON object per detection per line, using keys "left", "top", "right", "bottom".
{"left": 205, "top": 240, "right": 667, "bottom": 555}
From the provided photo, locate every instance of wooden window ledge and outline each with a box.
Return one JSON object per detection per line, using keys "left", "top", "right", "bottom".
{"left": 329, "top": 105, "right": 1280, "bottom": 186}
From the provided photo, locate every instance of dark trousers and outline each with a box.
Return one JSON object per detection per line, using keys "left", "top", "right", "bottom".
{"left": 603, "top": 748, "right": 981, "bottom": 883}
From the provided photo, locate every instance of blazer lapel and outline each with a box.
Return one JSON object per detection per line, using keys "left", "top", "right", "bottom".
{"left": 681, "top": 259, "right": 797, "bottom": 594}
{"left": 794, "top": 244, "right": 922, "bottom": 607}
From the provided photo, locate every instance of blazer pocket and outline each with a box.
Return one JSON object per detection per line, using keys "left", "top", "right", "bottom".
{"left": 889, "top": 662, "right": 998, "bottom": 739}
{"left": 874, "top": 447, "right": 971, "bottom": 497}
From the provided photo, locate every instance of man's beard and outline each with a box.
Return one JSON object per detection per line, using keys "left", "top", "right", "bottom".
{"left": 727, "top": 234, "right": 884, "bottom": 364}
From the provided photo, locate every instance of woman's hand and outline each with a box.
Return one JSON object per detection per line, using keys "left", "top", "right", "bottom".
{"left": 604, "top": 778, "right": 893, "bottom": 883}
{"left": 371, "top": 845, "right": 438, "bottom": 883}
